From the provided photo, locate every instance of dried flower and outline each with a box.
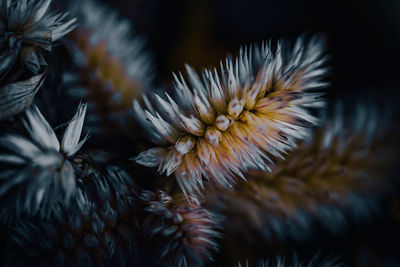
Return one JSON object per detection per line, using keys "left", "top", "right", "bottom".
{"left": 140, "top": 190, "right": 221, "bottom": 266}
{"left": 0, "top": 72, "right": 45, "bottom": 120}
{"left": 73, "top": 150, "right": 137, "bottom": 208}
{"left": 134, "top": 36, "right": 329, "bottom": 196}
{"left": 7, "top": 186, "right": 143, "bottom": 266}
{"left": 0, "top": 0, "right": 76, "bottom": 74}
{"left": 235, "top": 253, "right": 344, "bottom": 267}
{"left": 8, "top": 196, "right": 109, "bottom": 266}
{"left": 65, "top": 0, "right": 153, "bottom": 131}
{"left": 204, "top": 102, "right": 399, "bottom": 244}
{"left": 0, "top": 103, "right": 88, "bottom": 219}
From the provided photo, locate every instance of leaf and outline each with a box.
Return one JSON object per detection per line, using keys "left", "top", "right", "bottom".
{"left": 0, "top": 72, "right": 46, "bottom": 120}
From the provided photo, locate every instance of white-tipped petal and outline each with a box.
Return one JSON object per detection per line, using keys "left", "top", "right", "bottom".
{"left": 23, "top": 104, "right": 60, "bottom": 151}
{"left": 61, "top": 103, "right": 87, "bottom": 156}
{"left": 135, "top": 147, "right": 166, "bottom": 167}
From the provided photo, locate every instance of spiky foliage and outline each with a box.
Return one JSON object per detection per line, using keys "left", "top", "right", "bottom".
{"left": 64, "top": 0, "right": 153, "bottom": 132}
{"left": 9, "top": 199, "right": 117, "bottom": 266}
{"left": 0, "top": 0, "right": 76, "bottom": 75}
{"left": 73, "top": 150, "right": 137, "bottom": 209}
{"left": 235, "top": 253, "right": 344, "bottom": 267}
{"left": 7, "top": 194, "right": 107, "bottom": 266}
{"left": 204, "top": 102, "right": 399, "bottom": 246}
{"left": 134, "top": 36, "right": 328, "bottom": 197}
{"left": 140, "top": 190, "right": 221, "bottom": 266}
{"left": 0, "top": 72, "right": 45, "bottom": 120}
{"left": 7, "top": 175, "right": 143, "bottom": 267}
{"left": 0, "top": 103, "right": 88, "bottom": 220}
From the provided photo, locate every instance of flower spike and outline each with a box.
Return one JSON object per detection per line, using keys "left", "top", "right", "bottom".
{"left": 134, "top": 35, "right": 329, "bottom": 197}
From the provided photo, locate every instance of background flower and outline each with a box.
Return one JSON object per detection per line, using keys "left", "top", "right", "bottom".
{"left": 204, "top": 100, "right": 400, "bottom": 260}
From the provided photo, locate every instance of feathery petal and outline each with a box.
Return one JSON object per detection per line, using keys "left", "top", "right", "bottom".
{"left": 64, "top": 0, "right": 153, "bottom": 133}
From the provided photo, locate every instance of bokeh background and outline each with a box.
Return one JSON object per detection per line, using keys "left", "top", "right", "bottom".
{"left": 106, "top": 0, "right": 400, "bottom": 101}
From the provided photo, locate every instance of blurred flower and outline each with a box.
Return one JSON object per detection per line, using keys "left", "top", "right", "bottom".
{"left": 0, "top": 72, "right": 45, "bottom": 120}
{"left": 64, "top": 0, "right": 153, "bottom": 132}
{"left": 0, "top": 103, "right": 88, "bottom": 219}
{"left": 134, "top": 35, "right": 329, "bottom": 196}
{"left": 204, "top": 101, "right": 399, "bottom": 245}
{"left": 235, "top": 253, "right": 344, "bottom": 267}
{"left": 140, "top": 190, "right": 221, "bottom": 266}
{"left": 73, "top": 150, "right": 137, "bottom": 208}
{"left": 8, "top": 194, "right": 111, "bottom": 266}
{"left": 0, "top": 0, "right": 76, "bottom": 75}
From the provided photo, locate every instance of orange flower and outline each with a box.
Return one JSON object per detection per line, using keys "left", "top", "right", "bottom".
{"left": 134, "top": 36, "right": 329, "bottom": 197}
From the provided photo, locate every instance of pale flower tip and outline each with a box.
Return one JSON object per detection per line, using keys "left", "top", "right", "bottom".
{"left": 133, "top": 34, "right": 329, "bottom": 196}
{"left": 61, "top": 102, "right": 88, "bottom": 156}
{"left": 135, "top": 147, "right": 165, "bottom": 167}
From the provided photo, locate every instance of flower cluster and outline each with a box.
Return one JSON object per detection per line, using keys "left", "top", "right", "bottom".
{"left": 134, "top": 36, "right": 329, "bottom": 196}
{"left": 140, "top": 190, "right": 221, "bottom": 266}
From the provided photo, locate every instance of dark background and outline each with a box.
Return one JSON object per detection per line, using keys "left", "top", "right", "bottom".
{"left": 106, "top": 0, "right": 400, "bottom": 101}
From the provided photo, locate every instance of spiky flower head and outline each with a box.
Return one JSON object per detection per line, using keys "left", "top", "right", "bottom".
{"left": 140, "top": 190, "right": 221, "bottom": 266}
{"left": 134, "top": 35, "right": 328, "bottom": 196}
{"left": 0, "top": 0, "right": 77, "bottom": 74}
{"left": 204, "top": 102, "right": 399, "bottom": 245}
{"left": 73, "top": 150, "right": 137, "bottom": 209}
{"left": 64, "top": 0, "right": 153, "bottom": 131}
{"left": 0, "top": 103, "right": 88, "bottom": 219}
